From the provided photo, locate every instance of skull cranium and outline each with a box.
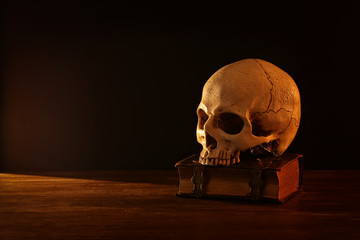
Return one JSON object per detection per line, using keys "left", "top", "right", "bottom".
{"left": 196, "top": 59, "right": 301, "bottom": 166}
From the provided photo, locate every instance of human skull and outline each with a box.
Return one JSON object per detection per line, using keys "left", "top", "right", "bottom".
{"left": 196, "top": 59, "right": 300, "bottom": 166}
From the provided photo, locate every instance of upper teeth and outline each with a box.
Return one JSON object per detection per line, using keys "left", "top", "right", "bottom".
{"left": 199, "top": 156, "right": 240, "bottom": 166}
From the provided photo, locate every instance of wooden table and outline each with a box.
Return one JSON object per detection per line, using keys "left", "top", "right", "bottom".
{"left": 0, "top": 170, "right": 359, "bottom": 240}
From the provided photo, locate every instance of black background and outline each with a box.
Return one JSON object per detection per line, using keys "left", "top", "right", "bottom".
{"left": 1, "top": 1, "right": 359, "bottom": 171}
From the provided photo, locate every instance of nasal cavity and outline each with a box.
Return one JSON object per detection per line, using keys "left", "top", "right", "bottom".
{"left": 205, "top": 132, "right": 217, "bottom": 150}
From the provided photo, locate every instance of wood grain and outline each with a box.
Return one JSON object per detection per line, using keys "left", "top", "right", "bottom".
{"left": 1, "top": 170, "right": 359, "bottom": 240}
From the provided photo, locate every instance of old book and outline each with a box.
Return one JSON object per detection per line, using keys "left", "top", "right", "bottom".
{"left": 175, "top": 153, "right": 303, "bottom": 203}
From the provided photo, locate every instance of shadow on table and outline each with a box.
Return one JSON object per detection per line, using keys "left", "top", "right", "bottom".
{"left": 5, "top": 170, "right": 179, "bottom": 185}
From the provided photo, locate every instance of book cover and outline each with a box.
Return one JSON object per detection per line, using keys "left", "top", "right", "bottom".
{"left": 175, "top": 153, "right": 303, "bottom": 203}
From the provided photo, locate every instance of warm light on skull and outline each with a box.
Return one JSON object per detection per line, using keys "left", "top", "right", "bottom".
{"left": 196, "top": 59, "right": 301, "bottom": 166}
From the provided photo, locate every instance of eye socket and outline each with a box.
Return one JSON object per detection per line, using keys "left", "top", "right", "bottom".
{"left": 197, "top": 108, "right": 208, "bottom": 130}
{"left": 217, "top": 112, "right": 244, "bottom": 135}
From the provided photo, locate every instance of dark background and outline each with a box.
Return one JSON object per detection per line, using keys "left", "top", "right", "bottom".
{"left": 1, "top": 1, "right": 359, "bottom": 171}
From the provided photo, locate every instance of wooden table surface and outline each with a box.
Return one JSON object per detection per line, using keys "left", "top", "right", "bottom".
{"left": 0, "top": 170, "right": 359, "bottom": 240}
